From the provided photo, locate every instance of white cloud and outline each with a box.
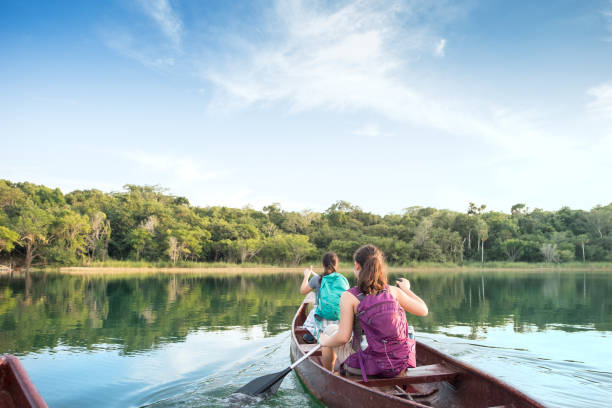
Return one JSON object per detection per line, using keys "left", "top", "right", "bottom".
{"left": 101, "top": 0, "right": 182, "bottom": 69}
{"left": 121, "top": 151, "right": 225, "bottom": 183}
{"left": 352, "top": 123, "right": 387, "bottom": 138}
{"left": 434, "top": 38, "right": 447, "bottom": 57}
{"left": 202, "top": 0, "right": 570, "bottom": 160}
{"left": 91, "top": 0, "right": 611, "bottom": 212}
{"left": 137, "top": 0, "right": 183, "bottom": 47}
{"left": 604, "top": 8, "right": 612, "bottom": 41}
{"left": 102, "top": 28, "right": 176, "bottom": 70}
{"left": 588, "top": 82, "right": 612, "bottom": 115}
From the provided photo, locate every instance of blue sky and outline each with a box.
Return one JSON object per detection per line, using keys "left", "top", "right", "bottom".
{"left": 1, "top": 0, "right": 611, "bottom": 214}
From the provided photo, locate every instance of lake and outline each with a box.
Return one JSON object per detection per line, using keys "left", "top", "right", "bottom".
{"left": 1, "top": 269, "right": 611, "bottom": 407}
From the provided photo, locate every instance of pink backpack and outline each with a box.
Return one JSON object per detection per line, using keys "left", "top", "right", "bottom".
{"left": 342, "top": 286, "right": 416, "bottom": 382}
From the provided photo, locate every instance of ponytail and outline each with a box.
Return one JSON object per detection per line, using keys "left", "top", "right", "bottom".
{"left": 354, "top": 244, "right": 387, "bottom": 295}
{"left": 322, "top": 252, "right": 339, "bottom": 276}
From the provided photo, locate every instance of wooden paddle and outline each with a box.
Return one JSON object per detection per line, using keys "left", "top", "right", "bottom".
{"left": 231, "top": 292, "right": 333, "bottom": 400}
{"left": 231, "top": 342, "right": 323, "bottom": 398}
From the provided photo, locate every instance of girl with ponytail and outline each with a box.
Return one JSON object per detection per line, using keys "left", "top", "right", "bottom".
{"left": 319, "top": 244, "right": 428, "bottom": 379}
{"left": 299, "top": 252, "right": 350, "bottom": 371}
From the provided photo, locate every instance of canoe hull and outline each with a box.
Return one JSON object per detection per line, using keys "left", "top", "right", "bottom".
{"left": 0, "top": 355, "right": 48, "bottom": 408}
{"left": 291, "top": 339, "right": 426, "bottom": 407}
{"left": 290, "top": 301, "right": 545, "bottom": 408}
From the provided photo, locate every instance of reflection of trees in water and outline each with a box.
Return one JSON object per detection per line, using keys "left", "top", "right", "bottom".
{"left": 0, "top": 271, "right": 611, "bottom": 355}
{"left": 403, "top": 271, "right": 612, "bottom": 337}
{"left": 0, "top": 272, "right": 305, "bottom": 355}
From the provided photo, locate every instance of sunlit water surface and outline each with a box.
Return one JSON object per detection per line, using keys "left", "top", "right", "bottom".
{"left": 1, "top": 270, "right": 610, "bottom": 407}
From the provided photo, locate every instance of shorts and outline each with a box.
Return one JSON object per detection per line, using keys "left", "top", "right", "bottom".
{"left": 320, "top": 324, "right": 355, "bottom": 372}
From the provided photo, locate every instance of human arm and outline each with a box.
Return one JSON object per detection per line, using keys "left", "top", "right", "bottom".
{"left": 318, "top": 291, "right": 356, "bottom": 347}
{"left": 300, "top": 265, "right": 314, "bottom": 295}
{"left": 392, "top": 278, "right": 428, "bottom": 316}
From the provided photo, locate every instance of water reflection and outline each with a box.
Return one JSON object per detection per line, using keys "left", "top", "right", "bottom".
{"left": 0, "top": 272, "right": 304, "bottom": 356}
{"left": 409, "top": 270, "right": 612, "bottom": 336}
{"left": 0, "top": 270, "right": 610, "bottom": 356}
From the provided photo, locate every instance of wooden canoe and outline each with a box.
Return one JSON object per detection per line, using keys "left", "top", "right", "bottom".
{"left": 290, "top": 300, "right": 546, "bottom": 408}
{"left": 0, "top": 355, "right": 48, "bottom": 408}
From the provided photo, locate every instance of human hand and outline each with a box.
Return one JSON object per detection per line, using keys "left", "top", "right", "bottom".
{"left": 396, "top": 278, "right": 411, "bottom": 292}
{"left": 303, "top": 265, "right": 313, "bottom": 278}
{"left": 319, "top": 324, "right": 339, "bottom": 347}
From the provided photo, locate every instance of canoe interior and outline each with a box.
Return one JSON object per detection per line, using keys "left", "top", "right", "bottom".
{"left": 291, "top": 301, "right": 545, "bottom": 408}
{"left": 0, "top": 355, "right": 48, "bottom": 408}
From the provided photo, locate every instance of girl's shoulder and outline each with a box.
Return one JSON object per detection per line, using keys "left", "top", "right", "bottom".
{"left": 341, "top": 286, "right": 360, "bottom": 302}
{"left": 387, "top": 285, "right": 400, "bottom": 300}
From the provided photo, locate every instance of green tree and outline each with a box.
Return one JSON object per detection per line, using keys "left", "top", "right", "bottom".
{"left": 126, "top": 228, "right": 154, "bottom": 260}
{"left": 576, "top": 234, "right": 589, "bottom": 263}
{"left": 48, "top": 210, "right": 91, "bottom": 264}
{"left": 476, "top": 218, "right": 488, "bottom": 263}
{"left": 0, "top": 226, "right": 19, "bottom": 253}
{"left": 85, "top": 211, "right": 111, "bottom": 261}
{"left": 541, "top": 243, "right": 558, "bottom": 263}
{"left": 13, "top": 203, "right": 51, "bottom": 269}
{"left": 502, "top": 239, "right": 524, "bottom": 262}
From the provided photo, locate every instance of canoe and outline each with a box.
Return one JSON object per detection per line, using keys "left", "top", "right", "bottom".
{"left": 0, "top": 355, "right": 48, "bottom": 408}
{"left": 290, "top": 299, "right": 546, "bottom": 408}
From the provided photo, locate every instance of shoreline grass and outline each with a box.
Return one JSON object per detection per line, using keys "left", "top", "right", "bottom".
{"left": 41, "top": 259, "right": 612, "bottom": 275}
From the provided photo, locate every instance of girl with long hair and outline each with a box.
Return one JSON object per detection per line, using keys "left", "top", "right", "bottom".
{"left": 319, "top": 244, "right": 428, "bottom": 378}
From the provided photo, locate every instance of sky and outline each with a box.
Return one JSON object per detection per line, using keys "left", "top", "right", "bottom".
{"left": 1, "top": 0, "right": 611, "bottom": 215}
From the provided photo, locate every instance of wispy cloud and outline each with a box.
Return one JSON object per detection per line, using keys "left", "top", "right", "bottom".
{"left": 96, "top": 0, "right": 610, "bottom": 212}
{"left": 603, "top": 0, "right": 612, "bottom": 42}
{"left": 352, "top": 123, "right": 389, "bottom": 138}
{"left": 102, "top": 28, "right": 176, "bottom": 70}
{"left": 587, "top": 82, "right": 612, "bottom": 115}
{"left": 137, "top": 0, "right": 183, "bottom": 47}
{"left": 202, "top": 0, "right": 570, "bottom": 160}
{"left": 205, "top": 1, "right": 449, "bottom": 113}
{"left": 121, "top": 151, "right": 226, "bottom": 183}
{"left": 101, "top": 0, "right": 182, "bottom": 69}
{"left": 434, "top": 38, "right": 447, "bottom": 57}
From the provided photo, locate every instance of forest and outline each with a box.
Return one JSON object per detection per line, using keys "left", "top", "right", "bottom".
{"left": 0, "top": 179, "right": 611, "bottom": 268}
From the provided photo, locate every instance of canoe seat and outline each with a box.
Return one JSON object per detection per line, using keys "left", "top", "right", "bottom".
{"left": 294, "top": 326, "right": 310, "bottom": 338}
{"left": 299, "top": 343, "right": 322, "bottom": 357}
{"left": 355, "top": 363, "right": 460, "bottom": 387}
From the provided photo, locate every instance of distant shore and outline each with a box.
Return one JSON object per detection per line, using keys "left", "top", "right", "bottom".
{"left": 41, "top": 260, "right": 612, "bottom": 275}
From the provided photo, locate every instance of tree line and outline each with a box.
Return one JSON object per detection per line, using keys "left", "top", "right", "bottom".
{"left": 0, "top": 180, "right": 611, "bottom": 268}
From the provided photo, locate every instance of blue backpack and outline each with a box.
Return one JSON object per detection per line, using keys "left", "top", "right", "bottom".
{"left": 315, "top": 273, "right": 349, "bottom": 320}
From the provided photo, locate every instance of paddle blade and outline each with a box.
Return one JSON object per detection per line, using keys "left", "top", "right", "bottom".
{"left": 233, "top": 367, "right": 292, "bottom": 398}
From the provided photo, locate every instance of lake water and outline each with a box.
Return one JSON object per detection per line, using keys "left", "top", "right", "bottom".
{"left": 1, "top": 269, "right": 611, "bottom": 407}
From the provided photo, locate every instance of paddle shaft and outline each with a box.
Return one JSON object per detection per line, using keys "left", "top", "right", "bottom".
{"left": 290, "top": 343, "right": 322, "bottom": 369}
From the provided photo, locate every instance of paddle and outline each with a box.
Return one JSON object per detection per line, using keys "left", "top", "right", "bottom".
{"left": 232, "top": 342, "right": 323, "bottom": 398}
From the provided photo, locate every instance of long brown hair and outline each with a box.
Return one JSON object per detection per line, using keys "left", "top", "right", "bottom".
{"left": 322, "top": 252, "right": 339, "bottom": 276}
{"left": 354, "top": 244, "right": 387, "bottom": 295}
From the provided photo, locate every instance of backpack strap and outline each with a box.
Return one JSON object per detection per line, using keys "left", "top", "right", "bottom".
{"left": 314, "top": 275, "right": 323, "bottom": 317}
{"left": 357, "top": 349, "right": 368, "bottom": 383}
